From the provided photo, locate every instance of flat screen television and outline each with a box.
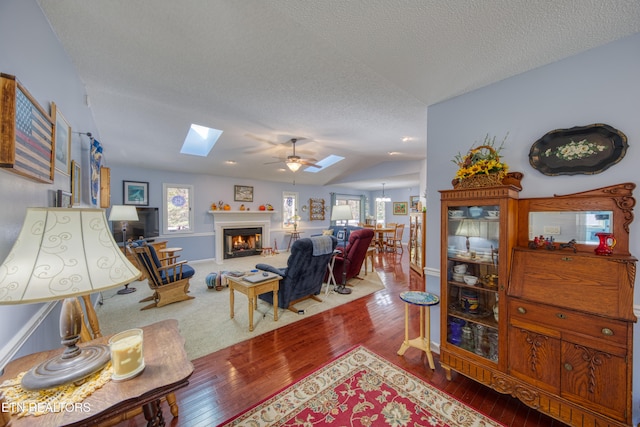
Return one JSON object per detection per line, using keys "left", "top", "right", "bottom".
{"left": 112, "top": 207, "right": 159, "bottom": 243}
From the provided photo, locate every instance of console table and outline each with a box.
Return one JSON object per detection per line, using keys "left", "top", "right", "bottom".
{"left": 0, "top": 319, "right": 193, "bottom": 426}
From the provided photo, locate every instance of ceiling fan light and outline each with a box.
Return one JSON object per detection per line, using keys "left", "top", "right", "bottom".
{"left": 286, "top": 161, "right": 302, "bottom": 172}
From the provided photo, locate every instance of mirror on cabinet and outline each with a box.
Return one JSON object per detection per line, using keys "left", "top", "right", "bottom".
{"left": 528, "top": 210, "right": 612, "bottom": 245}
{"left": 517, "top": 183, "right": 635, "bottom": 255}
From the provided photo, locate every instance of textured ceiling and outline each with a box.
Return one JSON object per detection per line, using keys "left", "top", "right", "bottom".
{"left": 37, "top": 0, "right": 640, "bottom": 190}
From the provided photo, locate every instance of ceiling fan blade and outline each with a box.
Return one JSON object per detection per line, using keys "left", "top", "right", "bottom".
{"left": 245, "top": 133, "right": 279, "bottom": 145}
{"left": 264, "top": 156, "right": 287, "bottom": 165}
{"left": 299, "top": 160, "right": 321, "bottom": 168}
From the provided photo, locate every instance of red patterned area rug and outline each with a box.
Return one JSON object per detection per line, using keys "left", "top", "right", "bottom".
{"left": 219, "top": 346, "right": 505, "bottom": 426}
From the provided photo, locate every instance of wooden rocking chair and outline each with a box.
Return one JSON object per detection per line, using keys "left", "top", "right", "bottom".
{"left": 131, "top": 244, "right": 195, "bottom": 310}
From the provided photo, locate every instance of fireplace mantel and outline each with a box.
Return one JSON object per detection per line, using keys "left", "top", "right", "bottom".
{"left": 207, "top": 210, "right": 278, "bottom": 216}
{"left": 209, "top": 211, "right": 277, "bottom": 263}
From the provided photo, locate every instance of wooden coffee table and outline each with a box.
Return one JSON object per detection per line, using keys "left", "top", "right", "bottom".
{"left": 227, "top": 274, "right": 282, "bottom": 331}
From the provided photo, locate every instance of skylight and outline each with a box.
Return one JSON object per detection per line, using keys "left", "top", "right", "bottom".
{"left": 180, "top": 124, "right": 223, "bottom": 156}
{"left": 304, "top": 154, "right": 344, "bottom": 173}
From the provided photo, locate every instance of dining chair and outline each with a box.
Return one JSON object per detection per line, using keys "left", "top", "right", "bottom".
{"left": 385, "top": 223, "right": 405, "bottom": 254}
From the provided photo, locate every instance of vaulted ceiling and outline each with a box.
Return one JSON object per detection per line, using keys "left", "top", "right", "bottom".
{"left": 37, "top": 0, "right": 640, "bottom": 190}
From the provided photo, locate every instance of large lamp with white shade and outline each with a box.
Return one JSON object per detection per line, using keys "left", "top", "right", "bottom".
{"left": 331, "top": 204, "right": 353, "bottom": 295}
{"left": 0, "top": 208, "right": 141, "bottom": 390}
{"left": 108, "top": 205, "right": 139, "bottom": 294}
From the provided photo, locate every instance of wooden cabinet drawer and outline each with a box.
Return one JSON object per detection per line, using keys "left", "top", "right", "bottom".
{"left": 508, "top": 299, "right": 627, "bottom": 347}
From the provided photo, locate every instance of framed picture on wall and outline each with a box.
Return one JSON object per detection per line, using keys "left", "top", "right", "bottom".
{"left": 71, "top": 160, "right": 81, "bottom": 205}
{"left": 52, "top": 102, "right": 71, "bottom": 175}
{"left": 123, "top": 180, "right": 149, "bottom": 205}
{"left": 410, "top": 195, "right": 420, "bottom": 211}
{"left": 234, "top": 185, "right": 253, "bottom": 202}
{"left": 393, "top": 201, "right": 408, "bottom": 215}
{"left": 0, "top": 74, "right": 55, "bottom": 183}
{"left": 56, "top": 190, "right": 72, "bottom": 208}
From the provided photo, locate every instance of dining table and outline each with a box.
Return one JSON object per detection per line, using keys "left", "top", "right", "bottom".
{"left": 371, "top": 227, "right": 396, "bottom": 252}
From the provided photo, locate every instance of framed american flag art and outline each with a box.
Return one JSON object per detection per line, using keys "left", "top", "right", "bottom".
{"left": 0, "top": 73, "right": 55, "bottom": 183}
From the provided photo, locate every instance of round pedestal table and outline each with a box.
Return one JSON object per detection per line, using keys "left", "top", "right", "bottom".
{"left": 397, "top": 291, "right": 440, "bottom": 370}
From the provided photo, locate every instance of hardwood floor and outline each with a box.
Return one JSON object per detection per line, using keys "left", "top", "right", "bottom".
{"left": 120, "top": 250, "right": 568, "bottom": 427}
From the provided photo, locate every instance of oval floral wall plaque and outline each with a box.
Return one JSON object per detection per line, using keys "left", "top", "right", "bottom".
{"left": 529, "top": 123, "right": 628, "bottom": 176}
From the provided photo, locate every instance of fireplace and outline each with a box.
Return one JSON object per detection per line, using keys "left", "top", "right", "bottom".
{"left": 224, "top": 227, "right": 263, "bottom": 259}
{"left": 209, "top": 210, "right": 274, "bottom": 264}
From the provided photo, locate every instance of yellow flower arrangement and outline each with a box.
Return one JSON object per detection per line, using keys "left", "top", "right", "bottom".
{"left": 453, "top": 134, "right": 509, "bottom": 183}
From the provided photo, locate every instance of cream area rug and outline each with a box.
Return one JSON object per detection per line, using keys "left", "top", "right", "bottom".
{"left": 220, "top": 346, "right": 505, "bottom": 427}
{"left": 95, "top": 253, "right": 385, "bottom": 360}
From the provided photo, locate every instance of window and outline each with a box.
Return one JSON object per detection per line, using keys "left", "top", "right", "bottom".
{"left": 163, "top": 183, "right": 194, "bottom": 234}
{"left": 334, "top": 197, "right": 361, "bottom": 226}
{"left": 282, "top": 191, "right": 298, "bottom": 228}
{"left": 375, "top": 200, "right": 386, "bottom": 225}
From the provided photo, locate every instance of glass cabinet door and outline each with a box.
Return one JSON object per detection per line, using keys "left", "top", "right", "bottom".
{"left": 445, "top": 204, "right": 500, "bottom": 362}
{"left": 409, "top": 211, "right": 426, "bottom": 275}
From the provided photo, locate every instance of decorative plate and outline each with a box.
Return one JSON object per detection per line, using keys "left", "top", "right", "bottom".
{"left": 529, "top": 123, "right": 627, "bottom": 176}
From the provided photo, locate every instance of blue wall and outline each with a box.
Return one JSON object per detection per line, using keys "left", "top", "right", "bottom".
{"left": 426, "top": 33, "right": 640, "bottom": 423}
{"left": 0, "top": 0, "right": 102, "bottom": 365}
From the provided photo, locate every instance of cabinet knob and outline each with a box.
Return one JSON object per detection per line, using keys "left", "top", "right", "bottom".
{"left": 556, "top": 313, "right": 566, "bottom": 319}
{"left": 564, "top": 363, "right": 573, "bottom": 371}
{"left": 561, "top": 257, "right": 572, "bottom": 261}
{"left": 601, "top": 328, "right": 614, "bottom": 336}
{"left": 517, "top": 307, "right": 526, "bottom": 314}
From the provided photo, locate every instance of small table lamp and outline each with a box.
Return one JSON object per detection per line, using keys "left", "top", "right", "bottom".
{"left": 108, "top": 205, "right": 139, "bottom": 294}
{"left": 455, "top": 219, "right": 481, "bottom": 253}
{"left": 0, "top": 208, "right": 141, "bottom": 390}
{"left": 331, "top": 205, "right": 353, "bottom": 295}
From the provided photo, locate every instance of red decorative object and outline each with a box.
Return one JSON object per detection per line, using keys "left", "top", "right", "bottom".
{"left": 595, "top": 232, "right": 616, "bottom": 255}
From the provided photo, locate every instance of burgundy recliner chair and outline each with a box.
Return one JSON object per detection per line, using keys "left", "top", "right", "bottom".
{"left": 329, "top": 228, "right": 374, "bottom": 291}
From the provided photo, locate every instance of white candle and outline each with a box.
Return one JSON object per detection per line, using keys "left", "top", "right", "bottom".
{"left": 109, "top": 329, "right": 144, "bottom": 379}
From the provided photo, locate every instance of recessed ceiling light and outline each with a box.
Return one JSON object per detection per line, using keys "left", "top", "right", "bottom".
{"left": 402, "top": 137, "right": 411, "bottom": 142}
{"left": 180, "top": 124, "right": 223, "bottom": 156}
{"left": 225, "top": 160, "right": 237, "bottom": 165}
{"left": 388, "top": 151, "right": 400, "bottom": 156}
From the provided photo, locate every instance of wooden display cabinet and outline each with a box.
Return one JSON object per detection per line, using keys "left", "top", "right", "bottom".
{"left": 409, "top": 211, "right": 426, "bottom": 275}
{"left": 440, "top": 183, "right": 636, "bottom": 427}
{"left": 439, "top": 186, "right": 519, "bottom": 377}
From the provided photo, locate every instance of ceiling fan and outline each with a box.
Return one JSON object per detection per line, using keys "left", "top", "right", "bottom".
{"left": 264, "top": 138, "right": 320, "bottom": 172}
{"left": 244, "top": 134, "right": 313, "bottom": 154}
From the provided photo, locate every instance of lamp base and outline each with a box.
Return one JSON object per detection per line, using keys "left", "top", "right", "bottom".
{"left": 117, "top": 284, "right": 137, "bottom": 294}
{"left": 21, "top": 344, "right": 111, "bottom": 391}
{"left": 335, "top": 285, "right": 352, "bottom": 295}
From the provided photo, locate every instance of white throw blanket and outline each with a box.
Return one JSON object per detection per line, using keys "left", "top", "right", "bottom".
{"left": 312, "top": 235, "right": 334, "bottom": 256}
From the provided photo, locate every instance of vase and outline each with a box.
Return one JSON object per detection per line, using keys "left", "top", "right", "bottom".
{"left": 449, "top": 317, "right": 466, "bottom": 346}
{"left": 460, "top": 289, "right": 479, "bottom": 314}
{"left": 594, "top": 232, "right": 616, "bottom": 256}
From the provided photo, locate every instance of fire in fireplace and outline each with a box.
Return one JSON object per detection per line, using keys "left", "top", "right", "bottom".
{"left": 224, "top": 227, "right": 263, "bottom": 259}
